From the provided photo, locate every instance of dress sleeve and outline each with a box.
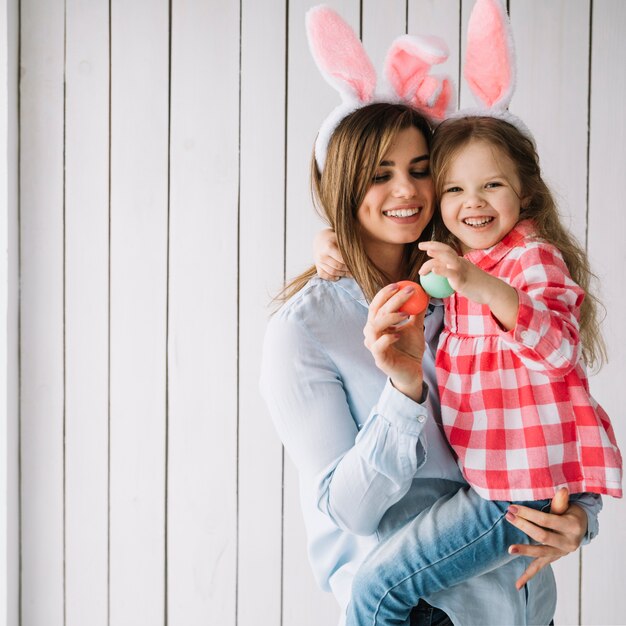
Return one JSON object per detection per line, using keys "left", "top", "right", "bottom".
{"left": 496, "top": 242, "right": 585, "bottom": 377}
{"left": 260, "top": 311, "right": 430, "bottom": 536}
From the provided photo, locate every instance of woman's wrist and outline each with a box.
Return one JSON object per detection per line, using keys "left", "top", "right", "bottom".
{"left": 390, "top": 375, "right": 425, "bottom": 403}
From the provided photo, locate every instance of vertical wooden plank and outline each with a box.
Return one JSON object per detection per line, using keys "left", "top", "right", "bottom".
{"left": 5, "top": 0, "right": 20, "bottom": 622}
{"left": 64, "top": 1, "right": 109, "bottom": 623}
{"left": 19, "top": 0, "right": 65, "bottom": 622}
{"left": 458, "top": 0, "right": 475, "bottom": 109}
{"left": 284, "top": 0, "right": 358, "bottom": 281}
{"left": 409, "top": 0, "right": 461, "bottom": 126}
{"left": 510, "top": 0, "right": 590, "bottom": 244}
{"left": 507, "top": 4, "right": 590, "bottom": 621}
{"left": 167, "top": 1, "right": 239, "bottom": 623}
{"left": 583, "top": 1, "right": 626, "bottom": 623}
{"left": 109, "top": 0, "right": 169, "bottom": 622}
{"left": 2, "top": 0, "right": 20, "bottom": 620}
{"left": 362, "top": 0, "right": 406, "bottom": 66}
{"left": 409, "top": 0, "right": 461, "bottom": 90}
{"left": 283, "top": 1, "right": 359, "bottom": 624}
{"left": 239, "top": 0, "right": 285, "bottom": 624}
{"left": 0, "top": 0, "right": 7, "bottom": 611}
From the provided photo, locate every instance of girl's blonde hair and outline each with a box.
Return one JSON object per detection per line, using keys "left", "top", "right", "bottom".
{"left": 277, "top": 103, "right": 434, "bottom": 304}
{"left": 430, "top": 116, "right": 607, "bottom": 369}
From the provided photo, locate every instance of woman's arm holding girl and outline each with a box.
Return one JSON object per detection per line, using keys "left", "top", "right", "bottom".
{"left": 506, "top": 487, "right": 601, "bottom": 589}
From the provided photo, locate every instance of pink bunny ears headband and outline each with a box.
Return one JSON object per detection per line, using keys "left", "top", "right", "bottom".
{"left": 307, "top": 0, "right": 533, "bottom": 172}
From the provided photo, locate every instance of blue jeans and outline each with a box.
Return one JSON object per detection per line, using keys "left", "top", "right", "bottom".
{"left": 409, "top": 600, "right": 452, "bottom": 626}
{"left": 346, "top": 487, "right": 550, "bottom": 626}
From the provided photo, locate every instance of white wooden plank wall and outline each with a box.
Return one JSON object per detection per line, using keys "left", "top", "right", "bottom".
{"left": 65, "top": 0, "right": 109, "bottom": 623}
{"left": 16, "top": 1, "right": 625, "bottom": 625}
{"left": 584, "top": 1, "right": 626, "bottom": 623}
{"left": 4, "top": 0, "right": 20, "bottom": 623}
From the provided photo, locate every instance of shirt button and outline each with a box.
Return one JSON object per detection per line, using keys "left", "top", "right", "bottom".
{"left": 521, "top": 331, "right": 529, "bottom": 341}
{"left": 417, "top": 415, "right": 426, "bottom": 423}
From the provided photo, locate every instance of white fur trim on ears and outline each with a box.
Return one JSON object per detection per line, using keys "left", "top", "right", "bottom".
{"left": 314, "top": 101, "right": 361, "bottom": 171}
{"left": 307, "top": 5, "right": 453, "bottom": 172}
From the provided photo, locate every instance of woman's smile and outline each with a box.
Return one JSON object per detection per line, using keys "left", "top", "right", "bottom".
{"left": 382, "top": 205, "right": 423, "bottom": 222}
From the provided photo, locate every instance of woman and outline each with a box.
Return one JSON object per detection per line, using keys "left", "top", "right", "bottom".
{"left": 260, "top": 103, "right": 599, "bottom": 625}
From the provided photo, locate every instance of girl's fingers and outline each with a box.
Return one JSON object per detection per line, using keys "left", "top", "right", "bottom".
{"left": 418, "top": 241, "right": 457, "bottom": 255}
{"left": 317, "top": 268, "right": 340, "bottom": 282}
{"left": 317, "top": 261, "right": 342, "bottom": 276}
{"left": 419, "top": 259, "right": 437, "bottom": 275}
{"left": 318, "top": 262, "right": 349, "bottom": 277}
{"left": 419, "top": 250, "right": 460, "bottom": 274}
{"left": 321, "top": 255, "right": 347, "bottom": 272}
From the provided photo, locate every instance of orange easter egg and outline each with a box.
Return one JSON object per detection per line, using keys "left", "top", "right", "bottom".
{"left": 396, "top": 280, "right": 429, "bottom": 316}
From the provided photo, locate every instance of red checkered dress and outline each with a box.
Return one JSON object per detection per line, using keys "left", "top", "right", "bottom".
{"left": 437, "top": 220, "right": 622, "bottom": 500}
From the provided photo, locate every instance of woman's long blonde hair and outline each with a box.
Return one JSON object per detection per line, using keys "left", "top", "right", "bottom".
{"left": 277, "top": 103, "right": 434, "bottom": 305}
{"left": 430, "top": 116, "right": 607, "bottom": 369}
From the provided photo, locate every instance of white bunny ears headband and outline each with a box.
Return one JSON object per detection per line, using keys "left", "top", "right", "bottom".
{"left": 307, "top": 0, "right": 533, "bottom": 172}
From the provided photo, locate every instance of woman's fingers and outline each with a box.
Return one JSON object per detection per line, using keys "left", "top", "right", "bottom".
{"left": 368, "top": 283, "right": 400, "bottom": 320}
{"left": 506, "top": 503, "right": 586, "bottom": 553}
{"left": 363, "top": 312, "right": 409, "bottom": 347}
{"left": 505, "top": 488, "right": 587, "bottom": 589}
{"left": 368, "top": 284, "right": 417, "bottom": 323}
{"left": 367, "top": 330, "right": 401, "bottom": 365}
{"left": 549, "top": 487, "right": 570, "bottom": 515}
{"left": 506, "top": 502, "right": 568, "bottom": 532}
{"left": 508, "top": 543, "right": 562, "bottom": 559}
{"left": 505, "top": 510, "right": 567, "bottom": 549}
{"left": 513, "top": 555, "right": 556, "bottom": 591}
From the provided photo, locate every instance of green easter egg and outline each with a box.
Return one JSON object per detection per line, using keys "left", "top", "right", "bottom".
{"left": 420, "top": 272, "right": 455, "bottom": 298}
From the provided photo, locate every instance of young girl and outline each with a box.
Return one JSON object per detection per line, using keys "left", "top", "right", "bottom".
{"left": 315, "top": 115, "right": 622, "bottom": 625}
{"left": 421, "top": 115, "right": 622, "bottom": 503}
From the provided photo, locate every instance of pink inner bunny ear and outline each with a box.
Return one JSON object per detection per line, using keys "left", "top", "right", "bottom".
{"left": 465, "top": 0, "right": 515, "bottom": 109}
{"left": 413, "top": 76, "right": 455, "bottom": 121}
{"left": 306, "top": 5, "right": 376, "bottom": 103}
{"left": 385, "top": 35, "right": 449, "bottom": 100}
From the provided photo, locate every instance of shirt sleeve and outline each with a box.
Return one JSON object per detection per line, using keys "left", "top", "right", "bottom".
{"left": 572, "top": 492, "right": 602, "bottom": 544}
{"left": 260, "top": 310, "right": 430, "bottom": 536}
{"left": 497, "top": 242, "right": 585, "bottom": 378}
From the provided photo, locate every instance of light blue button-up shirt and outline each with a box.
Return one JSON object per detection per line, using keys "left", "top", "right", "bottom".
{"left": 260, "top": 276, "right": 600, "bottom": 625}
